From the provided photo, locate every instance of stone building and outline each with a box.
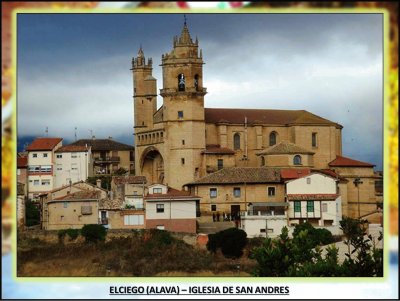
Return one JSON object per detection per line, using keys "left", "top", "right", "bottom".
{"left": 132, "top": 21, "right": 382, "bottom": 219}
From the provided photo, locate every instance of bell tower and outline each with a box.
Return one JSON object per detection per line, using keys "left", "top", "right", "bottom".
{"left": 132, "top": 46, "right": 157, "bottom": 132}
{"left": 160, "top": 20, "right": 207, "bottom": 189}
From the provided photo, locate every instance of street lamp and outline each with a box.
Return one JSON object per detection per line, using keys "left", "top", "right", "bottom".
{"left": 353, "top": 177, "right": 363, "bottom": 218}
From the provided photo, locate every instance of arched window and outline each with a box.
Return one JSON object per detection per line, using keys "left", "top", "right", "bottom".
{"left": 233, "top": 133, "right": 240, "bottom": 150}
{"left": 194, "top": 74, "right": 199, "bottom": 91}
{"left": 293, "top": 155, "right": 302, "bottom": 165}
{"left": 269, "top": 132, "right": 277, "bottom": 146}
{"left": 261, "top": 156, "right": 265, "bottom": 166}
{"left": 178, "top": 73, "right": 185, "bottom": 91}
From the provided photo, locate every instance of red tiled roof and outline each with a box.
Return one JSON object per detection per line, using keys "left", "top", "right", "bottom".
{"left": 186, "top": 167, "right": 281, "bottom": 185}
{"left": 287, "top": 194, "right": 338, "bottom": 201}
{"left": 204, "top": 108, "right": 342, "bottom": 128}
{"left": 17, "top": 157, "right": 27, "bottom": 168}
{"left": 257, "top": 141, "right": 314, "bottom": 155}
{"left": 55, "top": 145, "right": 90, "bottom": 153}
{"left": 316, "top": 169, "right": 348, "bottom": 181}
{"left": 69, "top": 139, "right": 134, "bottom": 151}
{"left": 202, "top": 144, "right": 235, "bottom": 155}
{"left": 53, "top": 190, "right": 100, "bottom": 201}
{"left": 328, "top": 155, "right": 375, "bottom": 167}
{"left": 145, "top": 187, "right": 199, "bottom": 200}
{"left": 280, "top": 168, "right": 311, "bottom": 180}
{"left": 113, "top": 176, "right": 147, "bottom": 185}
{"left": 26, "top": 137, "right": 63, "bottom": 151}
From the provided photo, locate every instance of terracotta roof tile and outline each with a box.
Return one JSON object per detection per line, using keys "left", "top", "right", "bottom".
{"left": 257, "top": 141, "right": 314, "bottom": 155}
{"left": 205, "top": 108, "right": 342, "bottom": 128}
{"left": 53, "top": 190, "right": 100, "bottom": 201}
{"left": 146, "top": 187, "right": 199, "bottom": 200}
{"left": 186, "top": 167, "right": 281, "bottom": 185}
{"left": 328, "top": 155, "right": 375, "bottom": 167}
{"left": 280, "top": 168, "right": 311, "bottom": 180}
{"left": 99, "top": 198, "right": 123, "bottom": 210}
{"left": 113, "top": 176, "right": 147, "bottom": 185}
{"left": 202, "top": 144, "right": 235, "bottom": 155}
{"left": 26, "top": 137, "right": 63, "bottom": 151}
{"left": 69, "top": 139, "right": 134, "bottom": 151}
{"left": 55, "top": 145, "right": 90, "bottom": 153}
{"left": 17, "top": 157, "right": 27, "bottom": 168}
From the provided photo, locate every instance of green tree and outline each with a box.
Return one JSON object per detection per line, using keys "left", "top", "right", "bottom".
{"left": 25, "top": 200, "right": 40, "bottom": 226}
{"left": 206, "top": 228, "right": 247, "bottom": 258}
{"left": 81, "top": 224, "right": 107, "bottom": 243}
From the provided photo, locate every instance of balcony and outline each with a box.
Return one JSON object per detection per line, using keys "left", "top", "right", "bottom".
{"left": 94, "top": 156, "right": 120, "bottom": 163}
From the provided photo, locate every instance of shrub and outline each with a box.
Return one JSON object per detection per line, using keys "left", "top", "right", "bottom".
{"left": 206, "top": 228, "right": 247, "bottom": 258}
{"left": 25, "top": 200, "right": 40, "bottom": 226}
{"left": 66, "top": 228, "right": 80, "bottom": 240}
{"left": 81, "top": 224, "right": 107, "bottom": 243}
{"left": 293, "top": 222, "right": 334, "bottom": 247}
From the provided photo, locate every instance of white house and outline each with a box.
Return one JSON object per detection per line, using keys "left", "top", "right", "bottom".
{"left": 145, "top": 184, "right": 199, "bottom": 233}
{"left": 286, "top": 172, "right": 342, "bottom": 228}
{"left": 54, "top": 144, "right": 92, "bottom": 189}
{"left": 26, "top": 137, "right": 63, "bottom": 201}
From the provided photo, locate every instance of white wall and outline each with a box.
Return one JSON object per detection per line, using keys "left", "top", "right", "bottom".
{"left": 54, "top": 150, "right": 91, "bottom": 189}
{"left": 148, "top": 184, "right": 168, "bottom": 194}
{"left": 286, "top": 173, "right": 337, "bottom": 194}
{"left": 241, "top": 215, "right": 288, "bottom": 238}
{"left": 146, "top": 200, "right": 196, "bottom": 219}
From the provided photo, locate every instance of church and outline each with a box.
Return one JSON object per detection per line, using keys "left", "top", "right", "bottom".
{"left": 132, "top": 21, "right": 382, "bottom": 221}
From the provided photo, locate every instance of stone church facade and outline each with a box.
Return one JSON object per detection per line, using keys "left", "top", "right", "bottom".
{"left": 132, "top": 22, "right": 381, "bottom": 219}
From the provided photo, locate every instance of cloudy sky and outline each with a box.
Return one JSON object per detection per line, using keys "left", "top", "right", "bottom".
{"left": 17, "top": 13, "right": 383, "bottom": 169}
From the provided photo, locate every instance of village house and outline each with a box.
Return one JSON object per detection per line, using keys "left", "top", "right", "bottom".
{"left": 68, "top": 138, "right": 134, "bottom": 175}
{"left": 145, "top": 184, "right": 199, "bottom": 233}
{"left": 98, "top": 176, "right": 147, "bottom": 229}
{"left": 43, "top": 190, "right": 101, "bottom": 230}
{"left": 26, "top": 137, "right": 63, "bottom": 201}
{"left": 17, "top": 154, "right": 28, "bottom": 196}
{"left": 54, "top": 144, "right": 93, "bottom": 189}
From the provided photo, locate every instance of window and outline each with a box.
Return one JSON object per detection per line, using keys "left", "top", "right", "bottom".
{"left": 194, "top": 74, "right": 199, "bottom": 91}
{"left": 306, "top": 178, "right": 311, "bottom": 184}
{"left": 178, "top": 73, "right": 185, "bottom": 91}
{"left": 124, "top": 214, "right": 144, "bottom": 226}
{"left": 71, "top": 163, "right": 78, "bottom": 171}
{"left": 294, "top": 201, "right": 301, "bottom": 213}
{"left": 41, "top": 165, "right": 52, "bottom": 173}
{"left": 307, "top": 201, "right": 314, "bottom": 213}
{"left": 56, "top": 154, "right": 62, "bottom": 158}
{"left": 267, "top": 229, "right": 274, "bottom": 234}
{"left": 63, "top": 202, "right": 68, "bottom": 208}
{"left": 269, "top": 132, "right": 277, "bottom": 146}
{"left": 322, "top": 203, "right": 328, "bottom": 212}
{"left": 182, "top": 139, "right": 185, "bottom": 145}
{"left": 312, "top": 132, "right": 317, "bottom": 147}
{"left": 267, "top": 187, "right": 275, "bottom": 197}
{"left": 32, "top": 153, "right": 38, "bottom": 158}
{"left": 210, "top": 188, "right": 217, "bottom": 198}
{"left": 71, "top": 154, "right": 77, "bottom": 158}
{"left": 180, "top": 158, "right": 185, "bottom": 165}
{"left": 293, "top": 155, "right": 302, "bottom": 165}
{"left": 43, "top": 153, "right": 48, "bottom": 158}
{"left": 178, "top": 111, "right": 184, "bottom": 119}
{"left": 153, "top": 188, "right": 162, "bottom": 194}
{"left": 156, "top": 204, "right": 165, "bottom": 213}
{"left": 260, "top": 229, "right": 266, "bottom": 233}
{"left": 133, "top": 191, "right": 138, "bottom": 196}
{"left": 56, "top": 164, "right": 62, "bottom": 171}
{"left": 233, "top": 187, "right": 241, "bottom": 198}
{"left": 33, "top": 180, "right": 39, "bottom": 186}
{"left": 217, "top": 159, "right": 223, "bottom": 170}
{"left": 28, "top": 166, "right": 40, "bottom": 172}
{"left": 261, "top": 156, "right": 265, "bottom": 166}
{"left": 211, "top": 204, "right": 217, "bottom": 212}
{"left": 41, "top": 179, "right": 50, "bottom": 186}
{"left": 233, "top": 133, "right": 240, "bottom": 150}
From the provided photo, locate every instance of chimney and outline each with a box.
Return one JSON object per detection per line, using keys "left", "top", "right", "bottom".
{"left": 96, "top": 179, "right": 102, "bottom": 188}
